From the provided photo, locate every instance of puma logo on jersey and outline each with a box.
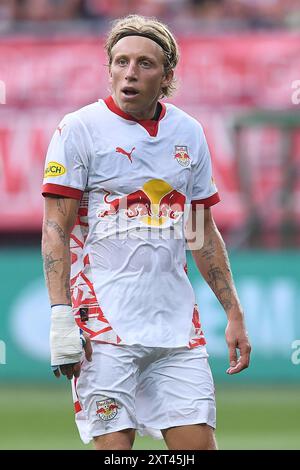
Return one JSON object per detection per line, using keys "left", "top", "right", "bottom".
{"left": 115, "top": 146, "right": 135, "bottom": 163}
{"left": 57, "top": 124, "right": 66, "bottom": 135}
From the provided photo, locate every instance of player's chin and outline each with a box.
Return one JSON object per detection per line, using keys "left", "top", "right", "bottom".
{"left": 119, "top": 92, "right": 140, "bottom": 105}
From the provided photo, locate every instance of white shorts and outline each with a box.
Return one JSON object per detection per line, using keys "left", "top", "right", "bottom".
{"left": 72, "top": 342, "right": 216, "bottom": 444}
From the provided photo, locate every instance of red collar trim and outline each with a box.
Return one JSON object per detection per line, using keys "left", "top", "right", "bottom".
{"left": 104, "top": 95, "right": 166, "bottom": 137}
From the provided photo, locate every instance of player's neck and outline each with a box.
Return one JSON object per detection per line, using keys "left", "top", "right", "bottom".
{"left": 151, "top": 102, "right": 162, "bottom": 121}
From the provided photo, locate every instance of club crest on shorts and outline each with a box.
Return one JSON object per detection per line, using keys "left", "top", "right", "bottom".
{"left": 96, "top": 398, "right": 120, "bottom": 421}
{"left": 174, "top": 146, "right": 191, "bottom": 167}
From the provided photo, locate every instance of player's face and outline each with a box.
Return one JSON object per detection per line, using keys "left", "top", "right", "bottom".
{"left": 109, "top": 36, "right": 173, "bottom": 120}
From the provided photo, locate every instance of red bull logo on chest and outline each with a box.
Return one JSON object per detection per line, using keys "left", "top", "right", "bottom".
{"left": 174, "top": 145, "right": 191, "bottom": 167}
{"left": 99, "top": 179, "right": 186, "bottom": 227}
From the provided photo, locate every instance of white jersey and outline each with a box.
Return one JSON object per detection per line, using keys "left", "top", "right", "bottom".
{"left": 42, "top": 96, "right": 220, "bottom": 348}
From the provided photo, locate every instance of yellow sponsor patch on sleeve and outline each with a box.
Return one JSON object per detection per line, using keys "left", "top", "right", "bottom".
{"left": 44, "top": 162, "right": 66, "bottom": 177}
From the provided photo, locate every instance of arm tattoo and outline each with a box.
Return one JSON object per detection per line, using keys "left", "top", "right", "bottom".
{"left": 207, "top": 265, "right": 233, "bottom": 310}
{"left": 44, "top": 252, "right": 63, "bottom": 279}
{"left": 46, "top": 219, "right": 67, "bottom": 246}
{"left": 56, "top": 198, "right": 67, "bottom": 216}
{"left": 201, "top": 238, "right": 216, "bottom": 262}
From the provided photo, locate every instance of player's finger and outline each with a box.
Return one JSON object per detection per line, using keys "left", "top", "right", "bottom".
{"left": 228, "top": 344, "right": 237, "bottom": 368}
{"left": 73, "top": 362, "right": 81, "bottom": 378}
{"left": 226, "top": 361, "right": 245, "bottom": 374}
{"left": 51, "top": 366, "right": 61, "bottom": 378}
{"left": 66, "top": 366, "right": 76, "bottom": 380}
{"left": 60, "top": 364, "right": 74, "bottom": 380}
{"left": 226, "top": 353, "right": 250, "bottom": 375}
{"left": 83, "top": 335, "right": 93, "bottom": 362}
{"left": 66, "top": 370, "right": 74, "bottom": 380}
{"left": 237, "top": 342, "right": 251, "bottom": 369}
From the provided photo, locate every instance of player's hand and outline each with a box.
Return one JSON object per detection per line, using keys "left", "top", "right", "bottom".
{"left": 50, "top": 305, "right": 93, "bottom": 380}
{"left": 52, "top": 332, "right": 93, "bottom": 380}
{"left": 225, "top": 317, "right": 251, "bottom": 375}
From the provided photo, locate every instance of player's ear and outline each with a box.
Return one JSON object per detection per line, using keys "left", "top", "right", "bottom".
{"left": 162, "top": 69, "right": 174, "bottom": 88}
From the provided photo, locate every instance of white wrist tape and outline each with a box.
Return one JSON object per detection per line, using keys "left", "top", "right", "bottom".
{"left": 50, "top": 305, "right": 82, "bottom": 366}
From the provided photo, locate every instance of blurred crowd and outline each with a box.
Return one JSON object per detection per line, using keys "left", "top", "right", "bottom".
{"left": 0, "top": 0, "right": 300, "bottom": 30}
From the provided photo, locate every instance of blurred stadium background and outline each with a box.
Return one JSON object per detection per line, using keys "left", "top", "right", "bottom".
{"left": 0, "top": 0, "right": 300, "bottom": 450}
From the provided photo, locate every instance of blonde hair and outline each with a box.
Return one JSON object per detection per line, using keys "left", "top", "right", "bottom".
{"left": 105, "top": 15, "right": 179, "bottom": 98}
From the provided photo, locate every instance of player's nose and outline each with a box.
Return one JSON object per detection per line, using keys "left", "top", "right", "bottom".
{"left": 125, "top": 60, "right": 138, "bottom": 80}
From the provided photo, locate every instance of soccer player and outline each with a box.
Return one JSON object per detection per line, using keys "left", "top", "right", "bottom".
{"left": 41, "top": 15, "right": 251, "bottom": 450}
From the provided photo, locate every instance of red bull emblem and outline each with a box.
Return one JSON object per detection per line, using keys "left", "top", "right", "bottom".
{"left": 99, "top": 179, "right": 186, "bottom": 227}
{"left": 174, "top": 145, "right": 191, "bottom": 167}
{"left": 96, "top": 398, "right": 120, "bottom": 421}
{"left": 99, "top": 189, "right": 151, "bottom": 219}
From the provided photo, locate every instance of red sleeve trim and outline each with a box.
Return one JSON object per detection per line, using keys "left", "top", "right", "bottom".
{"left": 191, "top": 192, "right": 220, "bottom": 209}
{"left": 42, "top": 183, "right": 83, "bottom": 200}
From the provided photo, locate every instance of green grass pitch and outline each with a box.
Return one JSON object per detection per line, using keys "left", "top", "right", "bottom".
{"left": 0, "top": 384, "right": 299, "bottom": 450}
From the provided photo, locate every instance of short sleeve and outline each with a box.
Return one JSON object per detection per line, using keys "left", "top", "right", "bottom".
{"left": 42, "top": 113, "right": 91, "bottom": 199}
{"left": 191, "top": 125, "right": 220, "bottom": 209}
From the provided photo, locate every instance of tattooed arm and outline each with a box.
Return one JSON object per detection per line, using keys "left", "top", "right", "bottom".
{"left": 42, "top": 196, "right": 92, "bottom": 380}
{"left": 42, "top": 196, "right": 79, "bottom": 306}
{"left": 189, "top": 208, "right": 251, "bottom": 375}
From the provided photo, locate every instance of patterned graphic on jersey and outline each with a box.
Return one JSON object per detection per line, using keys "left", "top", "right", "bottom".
{"left": 99, "top": 179, "right": 186, "bottom": 227}
{"left": 44, "top": 161, "right": 66, "bottom": 177}
{"left": 96, "top": 398, "right": 120, "bottom": 421}
{"left": 72, "top": 271, "right": 120, "bottom": 342}
{"left": 70, "top": 193, "right": 121, "bottom": 343}
{"left": 188, "top": 304, "right": 206, "bottom": 348}
{"left": 174, "top": 145, "right": 191, "bottom": 167}
{"left": 115, "top": 146, "right": 135, "bottom": 163}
